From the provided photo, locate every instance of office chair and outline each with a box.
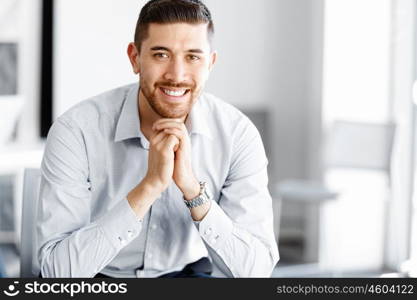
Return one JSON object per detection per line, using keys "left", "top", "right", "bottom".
{"left": 20, "top": 168, "right": 41, "bottom": 277}
{"left": 276, "top": 120, "right": 396, "bottom": 270}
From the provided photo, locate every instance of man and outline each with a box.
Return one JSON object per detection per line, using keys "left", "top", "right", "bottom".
{"left": 37, "top": 0, "right": 279, "bottom": 278}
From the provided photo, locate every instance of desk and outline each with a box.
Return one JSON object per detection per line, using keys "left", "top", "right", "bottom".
{"left": 275, "top": 179, "right": 338, "bottom": 263}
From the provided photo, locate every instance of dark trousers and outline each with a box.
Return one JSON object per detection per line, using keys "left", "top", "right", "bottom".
{"left": 95, "top": 257, "right": 213, "bottom": 278}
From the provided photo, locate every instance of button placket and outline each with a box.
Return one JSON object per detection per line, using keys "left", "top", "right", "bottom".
{"left": 118, "top": 236, "right": 126, "bottom": 245}
{"left": 204, "top": 227, "right": 212, "bottom": 236}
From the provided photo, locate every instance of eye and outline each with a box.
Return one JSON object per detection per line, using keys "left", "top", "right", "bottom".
{"left": 188, "top": 55, "right": 201, "bottom": 61}
{"left": 153, "top": 52, "right": 169, "bottom": 59}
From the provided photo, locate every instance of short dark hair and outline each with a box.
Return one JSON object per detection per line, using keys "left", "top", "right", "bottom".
{"left": 134, "top": 0, "right": 214, "bottom": 51}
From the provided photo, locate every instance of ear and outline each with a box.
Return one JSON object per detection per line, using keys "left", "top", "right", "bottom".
{"left": 127, "top": 42, "right": 140, "bottom": 74}
{"left": 208, "top": 50, "right": 217, "bottom": 72}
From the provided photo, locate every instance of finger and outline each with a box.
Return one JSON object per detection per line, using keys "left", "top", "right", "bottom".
{"left": 173, "top": 143, "right": 179, "bottom": 152}
{"left": 153, "top": 118, "right": 183, "bottom": 126}
{"left": 162, "top": 128, "right": 185, "bottom": 145}
{"left": 163, "top": 129, "right": 182, "bottom": 152}
{"left": 150, "top": 129, "right": 168, "bottom": 146}
{"left": 155, "top": 122, "right": 185, "bottom": 133}
{"left": 152, "top": 119, "right": 184, "bottom": 131}
{"left": 154, "top": 123, "right": 187, "bottom": 141}
{"left": 163, "top": 134, "right": 180, "bottom": 151}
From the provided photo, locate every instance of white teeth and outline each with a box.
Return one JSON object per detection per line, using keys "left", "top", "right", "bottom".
{"left": 162, "top": 88, "right": 187, "bottom": 97}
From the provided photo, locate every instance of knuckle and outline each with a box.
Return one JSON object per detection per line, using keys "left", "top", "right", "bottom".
{"left": 161, "top": 151, "right": 170, "bottom": 159}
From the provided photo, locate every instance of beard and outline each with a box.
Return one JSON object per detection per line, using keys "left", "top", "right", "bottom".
{"left": 140, "top": 77, "right": 200, "bottom": 119}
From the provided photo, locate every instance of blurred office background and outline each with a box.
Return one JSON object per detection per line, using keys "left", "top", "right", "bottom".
{"left": 1, "top": 0, "right": 417, "bottom": 278}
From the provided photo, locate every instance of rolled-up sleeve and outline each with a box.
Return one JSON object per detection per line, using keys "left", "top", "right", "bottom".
{"left": 195, "top": 118, "right": 279, "bottom": 277}
{"left": 37, "top": 117, "right": 142, "bottom": 278}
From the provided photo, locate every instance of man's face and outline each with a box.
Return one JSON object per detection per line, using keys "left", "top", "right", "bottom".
{"left": 134, "top": 22, "right": 216, "bottom": 119}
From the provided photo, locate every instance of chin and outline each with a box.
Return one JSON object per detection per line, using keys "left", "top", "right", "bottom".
{"left": 151, "top": 102, "right": 189, "bottom": 119}
{"left": 152, "top": 97, "right": 195, "bottom": 119}
{"left": 157, "top": 107, "right": 190, "bottom": 119}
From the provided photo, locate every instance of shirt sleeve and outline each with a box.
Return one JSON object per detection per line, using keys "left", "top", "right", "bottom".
{"left": 37, "top": 117, "right": 143, "bottom": 278}
{"left": 195, "top": 117, "right": 279, "bottom": 277}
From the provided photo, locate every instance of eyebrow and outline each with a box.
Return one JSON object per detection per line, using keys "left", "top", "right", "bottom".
{"left": 150, "top": 46, "right": 204, "bottom": 54}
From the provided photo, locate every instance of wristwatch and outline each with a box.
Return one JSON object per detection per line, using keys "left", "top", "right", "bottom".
{"left": 183, "top": 182, "right": 211, "bottom": 209}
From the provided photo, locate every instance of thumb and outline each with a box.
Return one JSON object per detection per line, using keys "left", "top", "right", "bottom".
{"left": 173, "top": 143, "right": 179, "bottom": 152}
{"left": 165, "top": 135, "right": 180, "bottom": 151}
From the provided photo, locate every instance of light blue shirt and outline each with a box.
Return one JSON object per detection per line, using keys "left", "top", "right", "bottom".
{"left": 37, "top": 83, "right": 279, "bottom": 278}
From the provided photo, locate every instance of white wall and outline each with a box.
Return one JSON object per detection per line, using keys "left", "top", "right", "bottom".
{"left": 386, "top": 0, "right": 417, "bottom": 270}
{"left": 205, "top": 0, "right": 324, "bottom": 184}
{"left": 14, "top": 0, "right": 42, "bottom": 145}
{"left": 54, "top": 0, "right": 144, "bottom": 118}
{"left": 53, "top": 0, "right": 322, "bottom": 185}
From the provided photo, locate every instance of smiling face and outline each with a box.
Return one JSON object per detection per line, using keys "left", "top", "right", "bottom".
{"left": 129, "top": 22, "right": 216, "bottom": 119}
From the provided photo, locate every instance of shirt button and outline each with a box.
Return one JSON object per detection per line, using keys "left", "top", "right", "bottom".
{"left": 118, "top": 237, "right": 126, "bottom": 245}
{"left": 205, "top": 227, "right": 212, "bottom": 235}
{"left": 136, "top": 270, "right": 145, "bottom": 277}
{"left": 127, "top": 230, "right": 134, "bottom": 238}
{"left": 151, "top": 224, "right": 157, "bottom": 230}
{"left": 211, "top": 235, "right": 219, "bottom": 244}
{"left": 147, "top": 253, "right": 153, "bottom": 259}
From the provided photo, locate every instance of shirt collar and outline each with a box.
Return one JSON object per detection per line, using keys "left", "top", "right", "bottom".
{"left": 114, "top": 83, "right": 213, "bottom": 142}
{"left": 114, "top": 83, "right": 142, "bottom": 142}
{"left": 186, "top": 94, "right": 213, "bottom": 140}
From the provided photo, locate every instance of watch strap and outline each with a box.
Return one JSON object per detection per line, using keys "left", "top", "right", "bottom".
{"left": 184, "top": 182, "right": 210, "bottom": 209}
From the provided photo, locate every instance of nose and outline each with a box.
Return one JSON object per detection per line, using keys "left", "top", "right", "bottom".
{"left": 163, "top": 57, "right": 187, "bottom": 83}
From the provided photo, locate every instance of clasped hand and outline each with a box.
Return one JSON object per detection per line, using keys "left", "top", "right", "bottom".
{"left": 143, "top": 119, "right": 199, "bottom": 199}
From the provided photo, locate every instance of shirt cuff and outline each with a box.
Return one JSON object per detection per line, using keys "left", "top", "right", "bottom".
{"left": 96, "top": 198, "right": 143, "bottom": 250}
{"left": 196, "top": 200, "right": 233, "bottom": 250}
